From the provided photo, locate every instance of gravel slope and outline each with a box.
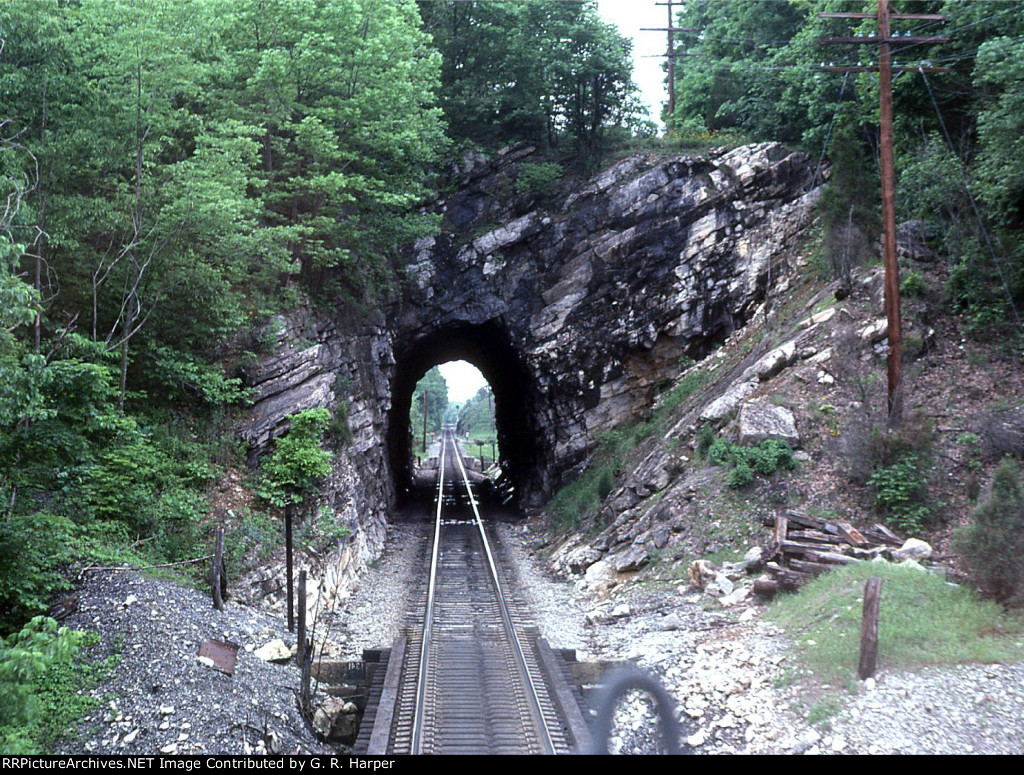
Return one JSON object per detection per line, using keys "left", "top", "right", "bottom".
{"left": 54, "top": 516, "right": 1024, "bottom": 756}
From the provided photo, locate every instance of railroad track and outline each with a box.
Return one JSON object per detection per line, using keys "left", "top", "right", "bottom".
{"left": 362, "top": 428, "right": 587, "bottom": 754}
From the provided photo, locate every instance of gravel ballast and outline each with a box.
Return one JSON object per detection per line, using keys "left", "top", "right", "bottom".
{"left": 53, "top": 515, "right": 1024, "bottom": 755}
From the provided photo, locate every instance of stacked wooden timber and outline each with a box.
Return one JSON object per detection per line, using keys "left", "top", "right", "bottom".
{"left": 753, "top": 510, "right": 905, "bottom": 597}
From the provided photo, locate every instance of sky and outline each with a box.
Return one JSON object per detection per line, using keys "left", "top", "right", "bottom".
{"left": 597, "top": 0, "right": 671, "bottom": 126}
{"left": 438, "top": 360, "right": 488, "bottom": 403}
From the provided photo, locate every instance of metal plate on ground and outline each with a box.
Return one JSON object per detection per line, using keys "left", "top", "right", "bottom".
{"left": 199, "top": 639, "right": 239, "bottom": 676}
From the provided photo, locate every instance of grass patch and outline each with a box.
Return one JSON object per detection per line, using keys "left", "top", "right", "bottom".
{"left": 768, "top": 562, "right": 1024, "bottom": 685}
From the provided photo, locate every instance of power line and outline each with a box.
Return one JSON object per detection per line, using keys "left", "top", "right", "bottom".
{"left": 919, "top": 67, "right": 1024, "bottom": 335}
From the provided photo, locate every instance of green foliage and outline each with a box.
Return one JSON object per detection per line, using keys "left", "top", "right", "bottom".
{"left": 695, "top": 423, "right": 717, "bottom": 461}
{"left": 867, "top": 455, "right": 932, "bottom": 535}
{"left": 974, "top": 36, "right": 1024, "bottom": 225}
{"left": 668, "top": 0, "right": 810, "bottom": 141}
{"left": 141, "top": 344, "right": 252, "bottom": 406}
{"left": 769, "top": 562, "right": 1024, "bottom": 686}
{"left": 0, "top": 618, "right": 111, "bottom": 754}
{"left": 410, "top": 367, "right": 449, "bottom": 457}
{"left": 858, "top": 416, "right": 938, "bottom": 535}
{"left": 955, "top": 459, "right": 1024, "bottom": 607}
{"left": 299, "top": 506, "right": 353, "bottom": 549}
{"left": 223, "top": 510, "right": 280, "bottom": 577}
{"left": 214, "top": 0, "right": 447, "bottom": 293}
{"left": 0, "top": 515, "right": 77, "bottom": 634}
{"left": 900, "top": 270, "right": 927, "bottom": 299}
{"left": 706, "top": 438, "right": 797, "bottom": 488}
{"left": 0, "top": 617, "right": 84, "bottom": 746}
{"left": 547, "top": 460, "right": 618, "bottom": 532}
{"left": 256, "top": 408, "right": 334, "bottom": 509}
{"left": 421, "top": 0, "right": 643, "bottom": 166}
{"left": 456, "top": 385, "right": 494, "bottom": 440}
{"left": 515, "top": 162, "right": 563, "bottom": 197}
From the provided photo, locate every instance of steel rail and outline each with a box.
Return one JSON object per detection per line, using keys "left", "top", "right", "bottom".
{"left": 448, "top": 431, "right": 557, "bottom": 756}
{"left": 410, "top": 427, "right": 447, "bottom": 754}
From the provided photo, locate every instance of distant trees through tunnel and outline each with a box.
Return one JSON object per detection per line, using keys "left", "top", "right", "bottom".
{"left": 406, "top": 361, "right": 496, "bottom": 467}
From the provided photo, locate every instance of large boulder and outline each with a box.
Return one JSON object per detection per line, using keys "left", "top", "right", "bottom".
{"left": 738, "top": 402, "right": 800, "bottom": 447}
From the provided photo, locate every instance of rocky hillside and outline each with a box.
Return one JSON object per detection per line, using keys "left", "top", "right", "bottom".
{"left": 544, "top": 208, "right": 1024, "bottom": 598}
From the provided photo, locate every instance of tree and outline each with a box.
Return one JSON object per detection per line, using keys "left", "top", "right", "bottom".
{"left": 955, "top": 458, "right": 1024, "bottom": 607}
{"left": 547, "top": 3, "right": 641, "bottom": 163}
{"left": 420, "top": 0, "right": 641, "bottom": 165}
{"left": 409, "top": 366, "right": 448, "bottom": 455}
{"left": 212, "top": 0, "right": 446, "bottom": 295}
{"left": 256, "top": 408, "right": 334, "bottom": 511}
{"left": 457, "top": 385, "right": 495, "bottom": 440}
{"left": 669, "top": 0, "right": 809, "bottom": 141}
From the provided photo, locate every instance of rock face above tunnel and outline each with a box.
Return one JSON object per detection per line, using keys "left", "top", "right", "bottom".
{"left": 397, "top": 142, "right": 820, "bottom": 504}
{"left": 238, "top": 142, "right": 821, "bottom": 594}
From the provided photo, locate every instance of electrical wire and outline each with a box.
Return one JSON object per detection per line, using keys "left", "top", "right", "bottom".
{"left": 920, "top": 67, "right": 1024, "bottom": 334}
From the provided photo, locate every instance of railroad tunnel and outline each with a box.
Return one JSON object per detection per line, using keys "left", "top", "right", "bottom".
{"left": 386, "top": 320, "right": 543, "bottom": 509}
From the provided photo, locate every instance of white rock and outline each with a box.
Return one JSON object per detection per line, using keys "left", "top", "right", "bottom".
{"left": 700, "top": 380, "right": 758, "bottom": 422}
{"left": 719, "top": 585, "right": 752, "bottom": 608}
{"left": 861, "top": 318, "right": 889, "bottom": 343}
{"left": 686, "top": 729, "right": 707, "bottom": 747}
{"left": 254, "top": 639, "right": 292, "bottom": 663}
{"left": 892, "top": 537, "right": 932, "bottom": 562}
{"left": 738, "top": 402, "right": 800, "bottom": 447}
{"left": 704, "top": 574, "right": 734, "bottom": 598}
{"left": 159, "top": 705, "right": 174, "bottom": 716}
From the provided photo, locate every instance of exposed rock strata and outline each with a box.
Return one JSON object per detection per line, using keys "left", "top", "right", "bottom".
{"left": 237, "top": 142, "right": 822, "bottom": 600}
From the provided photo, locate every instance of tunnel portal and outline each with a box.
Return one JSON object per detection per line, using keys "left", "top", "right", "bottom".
{"left": 387, "top": 320, "right": 541, "bottom": 508}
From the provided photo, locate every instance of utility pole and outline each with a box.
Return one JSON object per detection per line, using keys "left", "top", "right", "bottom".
{"left": 422, "top": 389, "right": 428, "bottom": 458}
{"left": 643, "top": 1, "right": 697, "bottom": 129}
{"left": 819, "top": 0, "right": 946, "bottom": 424}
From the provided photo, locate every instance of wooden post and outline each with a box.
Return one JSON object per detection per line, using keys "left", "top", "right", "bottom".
{"left": 422, "top": 390, "right": 428, "bottom": 459}
{"left": 297, "top": 569, "right": 308, "bottom": 665}
{"left": 211, "top": 527, "right": 225, "bottom": 611}
{"left": 858, "top": 576, "right": 883, "bottom": 679}
{"left": 286, "top": 504, "right": 294, "bottom": 633}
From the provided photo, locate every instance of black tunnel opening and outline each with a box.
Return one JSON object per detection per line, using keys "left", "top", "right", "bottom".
{"left": 388, "top": 321, "right": 538, "bottom": 510}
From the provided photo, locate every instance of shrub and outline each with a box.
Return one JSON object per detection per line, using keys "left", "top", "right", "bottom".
{"left": 900, "top": 270, "right": 927, "bottom": 298}
{"left": 726, "top": 462, "right": 754, "bottom": 488}
{"left": 256, "top": 408, "right": 334, "bottom": 509}
{"left": 0, "top": 514, "right": 77, "bottom": 634}
{"left": 695, "top": 424, "right": 716, "bottom": 460}
{"left": 955, "top": 458, "right": 1024, "bottom": 607}
{"left": 867, "top": 454, "right": 932, "bottom": 534}
{"left": 0, "top": 617, "right": 111, "bottom": 754}
{"left": 705, "top": 438, "right": 796, "bottom": 488}
{"left": 0, "top": 617, "right": 85, "bottom": 751}
{"left": 515, "top": 162, "right": 562, "bottom": 197}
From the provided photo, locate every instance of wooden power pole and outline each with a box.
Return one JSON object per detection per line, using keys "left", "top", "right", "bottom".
{"left": 820, "top": 0, "right": 946, "bottom": 424}
{"left": 643, "top": 1, "right": 697, "bottom": 129}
